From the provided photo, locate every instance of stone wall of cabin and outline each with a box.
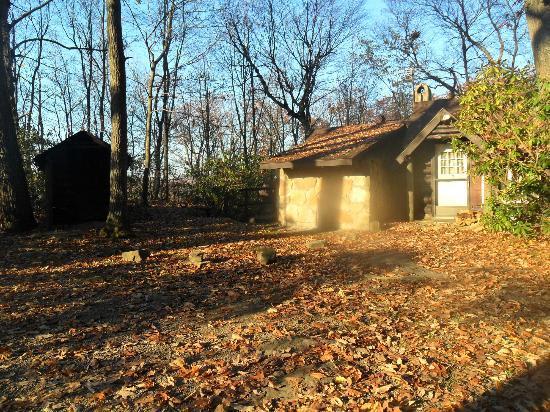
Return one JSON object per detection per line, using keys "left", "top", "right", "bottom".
{"left": 279, "top": 172, "right": 322, "bottom": 229}
{"left": 339, "top": 175, "right": 371, "bottom": 230}
{"left": 276, "top": 159, "right": 403, "bottom": 231}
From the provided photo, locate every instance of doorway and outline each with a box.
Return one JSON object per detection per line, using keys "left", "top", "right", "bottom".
{"left": 434, "top": 144, "right": 468, "bottom": 218}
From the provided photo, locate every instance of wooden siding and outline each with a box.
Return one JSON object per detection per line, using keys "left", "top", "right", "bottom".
{"left": 428, "top": 124, "right": 461, "bottom": 140}
{"left": 469, "top": 174, "right": 483, "bottom": 210}
{"left": 412, "top": 141, "right": 435, "bottom": 219}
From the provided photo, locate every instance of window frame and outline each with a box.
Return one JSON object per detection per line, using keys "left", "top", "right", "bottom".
{"left": 437, "top": 147, "right": 468, "bottom": 180}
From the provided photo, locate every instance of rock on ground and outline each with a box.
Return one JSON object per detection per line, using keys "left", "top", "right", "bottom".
{"left": 256, "top": 247, "right": 276, "bottom": 264}
{"left": 307, "top": 240, "right": 326, "bottom": 250}
{"left": 121, "top": 249, "right": 149, "bottom": 263}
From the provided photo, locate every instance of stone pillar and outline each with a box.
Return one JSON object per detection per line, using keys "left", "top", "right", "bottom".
{"left": 406, "top": 160, "right": 414, "bottom": 221}
{"left": 339, "top": 174, "right": 370, "bottom": 230}
{"left": 277, "top": 169, "right": 287, "bottom": 226}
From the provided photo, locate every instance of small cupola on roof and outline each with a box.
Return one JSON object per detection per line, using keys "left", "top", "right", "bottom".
{"left": 413, "top": 83, "right": 432, "bottom": 110}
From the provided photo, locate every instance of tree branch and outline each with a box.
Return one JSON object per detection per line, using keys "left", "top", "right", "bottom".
{"left": 14, "top": 37, "right": 105, "bottom": 52}
{"left": 9, "top": 0, "right": 55, "bottom": 28}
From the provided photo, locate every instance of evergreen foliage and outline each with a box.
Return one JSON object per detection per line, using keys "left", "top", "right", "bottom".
{"left": 187, "top": 154, "right": 269, "bottom": 219}
{"left": 456, "top": 66, "right": 550, "bottom": 236}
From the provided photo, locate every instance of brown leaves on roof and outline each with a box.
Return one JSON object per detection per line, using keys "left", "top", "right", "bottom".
{"left": 266, "top": 122, "right": 404, "bottom": 164}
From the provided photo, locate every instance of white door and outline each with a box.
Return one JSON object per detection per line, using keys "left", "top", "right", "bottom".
{"left": 435, "top": 145, "right": 468, "bottom": 217}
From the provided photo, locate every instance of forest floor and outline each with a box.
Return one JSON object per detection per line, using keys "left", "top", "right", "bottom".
{"left": 0, "top": 207, "right": 549, "bottom": 411}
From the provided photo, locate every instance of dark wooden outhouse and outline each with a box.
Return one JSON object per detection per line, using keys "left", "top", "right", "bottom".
{"left": 34, "top": 131, "right": 112, "bottom": 225}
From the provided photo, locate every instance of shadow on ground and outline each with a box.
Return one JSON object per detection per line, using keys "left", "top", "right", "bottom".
{"left": 459, "top": 357, "right": 550, "bottom": 411}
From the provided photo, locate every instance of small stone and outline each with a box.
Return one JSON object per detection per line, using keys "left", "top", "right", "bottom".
{"left": 188, "top": 249, "right": 205, "bottom": 267}
{"left": 307, "top": 240, "right": 326, "bottom": 250}
{"left": 121, "top": 249, "right": 149, "bottom": 263}
{"left": 231, "top": 333, "right": 244, "bottom": 341}
{"left": 334, "top": 376, "right": 348, "bottom": 385}
{"left": 214, "top": 404, "right": 229, "bottom": 412}
{"left": 256, "top": 247, "right": 276, "bottom": 264}
{"left": 471, "top": 222, "right": 484, "bottom": 232}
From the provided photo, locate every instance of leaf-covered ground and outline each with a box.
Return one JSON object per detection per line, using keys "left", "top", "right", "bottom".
{"left": 1, "top": 208, "right": 549, "bottom": 411}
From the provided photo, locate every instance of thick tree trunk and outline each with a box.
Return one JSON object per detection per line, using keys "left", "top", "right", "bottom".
{"left": 0, "top": 1, "right": 36, "bottom": 232}
{"left": 104, "top": 0, "right": 128, "bottom": 236}
{"left": 525, "top": 0, "right": 550, "bottom": 80}
{"left": 299, "top": 115, "right": 314, "bottom": 140}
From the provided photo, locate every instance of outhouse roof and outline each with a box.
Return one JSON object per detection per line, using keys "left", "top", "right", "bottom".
{"left": 34, "top": 131, "right": 110, "bottom": 171}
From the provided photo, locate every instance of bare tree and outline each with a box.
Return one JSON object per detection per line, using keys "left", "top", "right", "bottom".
{"left": 23, "top": 9, "right": 48, "bottom": 143}
{"left": 151, "top": 0, "right": 179, "bottom": 201}
{"left": 0, "top": 0, "right": 51, "bottom": 231}
{"left": 371, "top": 0, "right": 528, "bottom": 96}
{"left": 161, "top": 24, "right": 186, "bottom": 201}
{"left": 64, "top": 1, "right": 94, "bottom": 131}
{"left": 103, "top": 0, "right": 128, "bottom": 236}
{"left": 223, "top": 20, "right": 263, "bottom": 164}
{"left": 161, "top": 63, "right": 177, "bottom": 199}
{"left": 326, "top": 47, "right": 377, "bottom": 126}
{"left": 224, "top": 0, "right": 362, "bottom": 139}
{"left": 128, "top": 0, "right": 175, "bottom": 206}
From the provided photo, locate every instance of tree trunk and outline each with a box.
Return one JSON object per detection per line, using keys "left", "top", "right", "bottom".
{"left": 299, "top": 115, "right": 314, "bottom": 139}
{"left": 0, "top": 1, "right": 36, "bottom": 232}
{"left": 142, "top": 67, "right": 156, "bottom": 206}
{"left": 152, "top": 87, "right": 162, "bottom": 201}
{"left": 160, "top": 50, "right": 170, "bottom": 202}
{"left": 103, "top": 0, "right": 128, "bottom": 236}
{"left": 99, "top": 1, "right": 107, "bottom": 140}
{"left": 525, "top": 0, "right": 550, "bottom": 80}
{"left": 141, "top": 0, "right": 175, "bottom": 206}
{"left": 162, "top": 110, "right": 169, "bottom": 201}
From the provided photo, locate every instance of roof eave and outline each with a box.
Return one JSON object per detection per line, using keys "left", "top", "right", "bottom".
{"left": 314, "top": 158, "right": 353, "bottom": 167}
{"left": 260, "top": 161, "right": 294, "bottom": 170}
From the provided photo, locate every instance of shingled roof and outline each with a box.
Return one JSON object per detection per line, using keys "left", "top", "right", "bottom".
{"left": 261, "top": 122, "right": 405, "bottom": 169}
{"left": 34, "top": 131, "right": 134, "bottom": 171}
{"left": 34, "top": 131, "right": 110, "bottom": 171}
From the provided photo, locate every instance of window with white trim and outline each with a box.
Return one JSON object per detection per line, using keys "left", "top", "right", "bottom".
{"left": 438, "top": 148, "right": 467, "bottom": 179}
